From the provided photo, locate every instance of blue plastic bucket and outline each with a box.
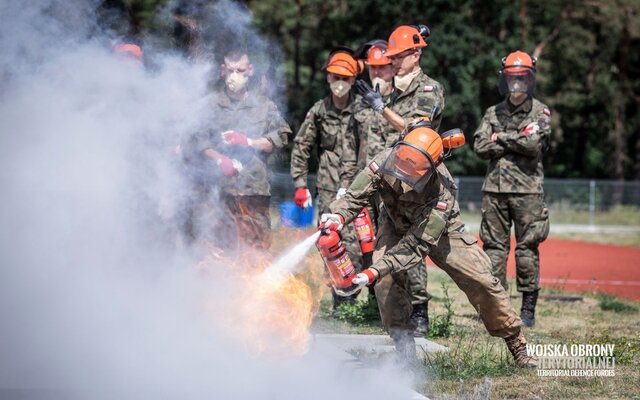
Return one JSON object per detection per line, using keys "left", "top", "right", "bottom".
{"left": 279, "top": 201, "right": 314, "bottom": 228}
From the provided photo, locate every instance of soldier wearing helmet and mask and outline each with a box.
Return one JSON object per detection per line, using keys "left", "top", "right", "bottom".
{"left": 355, "top": 25, "right": 445, "bottom": 336}
{"left": 290, "top": 47, "right": 364, "bottom": 310}
{"left": 320, "top": 122, "right": 537, "bottom": 368}
{"left": 352, "top": 40, "right": 399, "bottom": 168}
{"left": 473, "top": 51, "right": 551, "bottom": 328}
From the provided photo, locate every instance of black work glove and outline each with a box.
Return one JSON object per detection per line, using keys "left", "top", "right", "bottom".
{"left": 355, "top": 80, "right": 385, "bottom": 114}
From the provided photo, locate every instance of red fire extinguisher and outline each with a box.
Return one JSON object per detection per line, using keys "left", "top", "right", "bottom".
{"left": 316, "top": 230, "right": 361, "bottom": 296}
{"left": 353, "top": 208, "right": 375, "bottom": 268}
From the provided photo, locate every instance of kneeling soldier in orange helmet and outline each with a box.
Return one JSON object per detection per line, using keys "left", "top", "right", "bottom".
{"left": 320, "top": 121, "right": 537, "bottom": 368}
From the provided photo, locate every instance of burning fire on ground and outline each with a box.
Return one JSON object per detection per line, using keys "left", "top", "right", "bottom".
{"left": 199, "top": 238, "right": 321, "bottom": 357}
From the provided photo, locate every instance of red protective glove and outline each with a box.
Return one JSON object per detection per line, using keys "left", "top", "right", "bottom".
{"left": 216, "top": 155, "right": 242, "bottom": 177}
{"left": 294, "top": 187, "right": 312, "bottom": 209}
{"left": 222, "top": 130, "right": 252, "bottom": 147}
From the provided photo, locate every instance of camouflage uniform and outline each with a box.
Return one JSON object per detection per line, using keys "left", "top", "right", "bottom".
{"left": 390, "top": 70, "right": 446, "bottom": 131}
{"left": 473, "top": 97, "right": 551, "bottom": 292}
{"left": 353, "top": 94, "right": 399, "bottom": 169}
{"left": 387, "top": 70, "right": 446, "bottom": 307}
{"left": 330, "top": 152, "right": 522, "bottom": 342}
{"left": 193, "top": 88, "right": 291, "bottom": 250}
{"left": 290, "top": 93, "right": 363, "bottom": 269}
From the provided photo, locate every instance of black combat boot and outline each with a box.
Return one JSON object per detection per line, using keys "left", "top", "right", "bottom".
{"left": 410, "top": 303, "right": 429, "bottom": 337}
{"left": 520, "top": 290, "right": 539, "bottom": 328}
{"left": 505, "top": 329, "right": 538, "bottom": 368}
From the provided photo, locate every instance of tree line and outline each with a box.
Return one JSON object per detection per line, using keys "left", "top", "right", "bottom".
{"left": 101, "top": 0, "right": 640, "bottom": 180}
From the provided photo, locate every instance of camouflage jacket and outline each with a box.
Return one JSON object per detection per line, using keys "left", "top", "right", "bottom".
{"left": 290, "top": 93, "right": 360, "bottom": 192}
{"left": 352, "top": 93, "right": 401, "bottom": 170}
{"left": 473, "top": 97, "right": 551, "bottom": 194}
{"left": 330, "top": 151, "right": 465, "bottom": 278}
{"left": 389, "top": 69, "right": 446, "bottom": 131}
{"left": 194, "top": 88, "right": 291, "bottom": 196}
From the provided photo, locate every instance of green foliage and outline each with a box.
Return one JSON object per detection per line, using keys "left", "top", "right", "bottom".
{"left": 429, "top": 282, "right": 456, "bottom": 338}
{"left": 598, "top": 294, "right": 639, "bottom": 314}
{"left": 567, "top": 331, "right": 640, "bottom": 365}
{"left": 333, "top": 294, "right": 380, "bottom": 325}
{"left": 98, "top": 0, "right": 640, "bottom": 180}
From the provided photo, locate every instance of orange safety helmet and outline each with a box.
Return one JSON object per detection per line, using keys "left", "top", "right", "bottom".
{"left": 502, "top": 50, "right": 536, "bottom": 75}
{"left": 385, "top": 25, "right": 430, "bottom": 57}
{"left": 366, "top": 43, "right": 391, "bottom": 66}
{"left": 114, "top": 43, "right": 144, "bottom": 62}
{"left": 324, "top": 47, "right": 361, "bottom": 77}
{"left": 379, "top": 123, "right": 443, "bottom": 193}
{"left": 499, "top": 50, "right": 536, "bottom": 96}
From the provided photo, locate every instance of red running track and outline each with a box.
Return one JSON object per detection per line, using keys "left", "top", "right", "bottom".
{"left": 427, "top": 237, "right": 640, "bottom": 300}
{"left": 498, "top": 238, "right": 639, "bottom": 300}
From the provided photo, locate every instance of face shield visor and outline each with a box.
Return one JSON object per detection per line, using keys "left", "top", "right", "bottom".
{"left": 379, "top": 142, "right": 436, "bottom": 193}
{"left": 498, "top": 67, "right": 536, "bottom": 97}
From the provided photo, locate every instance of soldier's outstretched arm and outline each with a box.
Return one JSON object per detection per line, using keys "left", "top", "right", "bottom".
{"left": 290, "top": 107, "right": 318, "bottom": 188}
{"left": 381, "top": 107, "right": 408, "bottom": 133}
{"left": 473, "top": 112, "right": 506, "bottom": 159}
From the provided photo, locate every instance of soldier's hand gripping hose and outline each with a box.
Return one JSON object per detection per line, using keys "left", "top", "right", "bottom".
{"left": 355, "top": 80, "right": 386, "bottom": 113}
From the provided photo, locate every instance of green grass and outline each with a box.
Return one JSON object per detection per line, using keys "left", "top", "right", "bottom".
{"left": 598, "top": 295, "right": 639, "bottom": 314}
{"left": 270, "top": 228, "right": 640, "bottom": 399}
{"left": 461, "top": 205, "right": 640, "bottom": 226}
{"left": 316, "top": 267, "right": 640, "bottom": 399}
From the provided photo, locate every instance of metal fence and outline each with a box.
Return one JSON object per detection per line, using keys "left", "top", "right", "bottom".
{"left": 270, "top": 171, "right": 640, "bottom": 227}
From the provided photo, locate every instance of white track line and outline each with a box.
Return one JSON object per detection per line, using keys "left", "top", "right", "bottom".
{"left": 540, "top": 278, "right": 640, "bottom": 286}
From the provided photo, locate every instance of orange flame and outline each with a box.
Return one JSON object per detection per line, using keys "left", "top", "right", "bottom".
{"left": 198, "top": 241, "right": 319, "bottom": 357}
{"left": 231, "top": 269, "right": 314, "bottom": 356}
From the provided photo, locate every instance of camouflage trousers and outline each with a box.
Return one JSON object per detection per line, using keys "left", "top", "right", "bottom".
{"left": 318, "top": 188, "right": 363, "bottom": 270}
{"left": 377, "top": 205, "right": 430, "bottom": 307}
{"left": 374, "top": 216, "right": 521, "bottom": 338}
{"left": 480, "top": 193, "right": 550, "bottom": 293}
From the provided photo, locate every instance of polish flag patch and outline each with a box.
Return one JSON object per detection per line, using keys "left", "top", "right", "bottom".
{"left": 424, "top": 85, "right": 434, "bottom": 92}
{"left": 369, "top": 161, "right": 379, "bottom": 173}
{"left": 543, "top": 107, "right": 551, "bottom": 116}
{"left": 436, "top": 201, "right": 447, "bottom": 210}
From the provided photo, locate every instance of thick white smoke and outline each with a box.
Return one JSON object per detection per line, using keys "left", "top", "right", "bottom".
{"left": 0, "top": 1, "right": 418, "bottom": 399}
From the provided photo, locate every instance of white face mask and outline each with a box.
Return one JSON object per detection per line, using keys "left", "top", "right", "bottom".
{"left": 393, "top": 68, "right": 421, "bottom": 92}
{"left": 225, "top": 72, "right": 248, "bottom": 93}
{"left": 371, "top": 77, "right": 392, "bottom": 95}
{"left": 330, "top": 80, "right": 351, "bottom": 98}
